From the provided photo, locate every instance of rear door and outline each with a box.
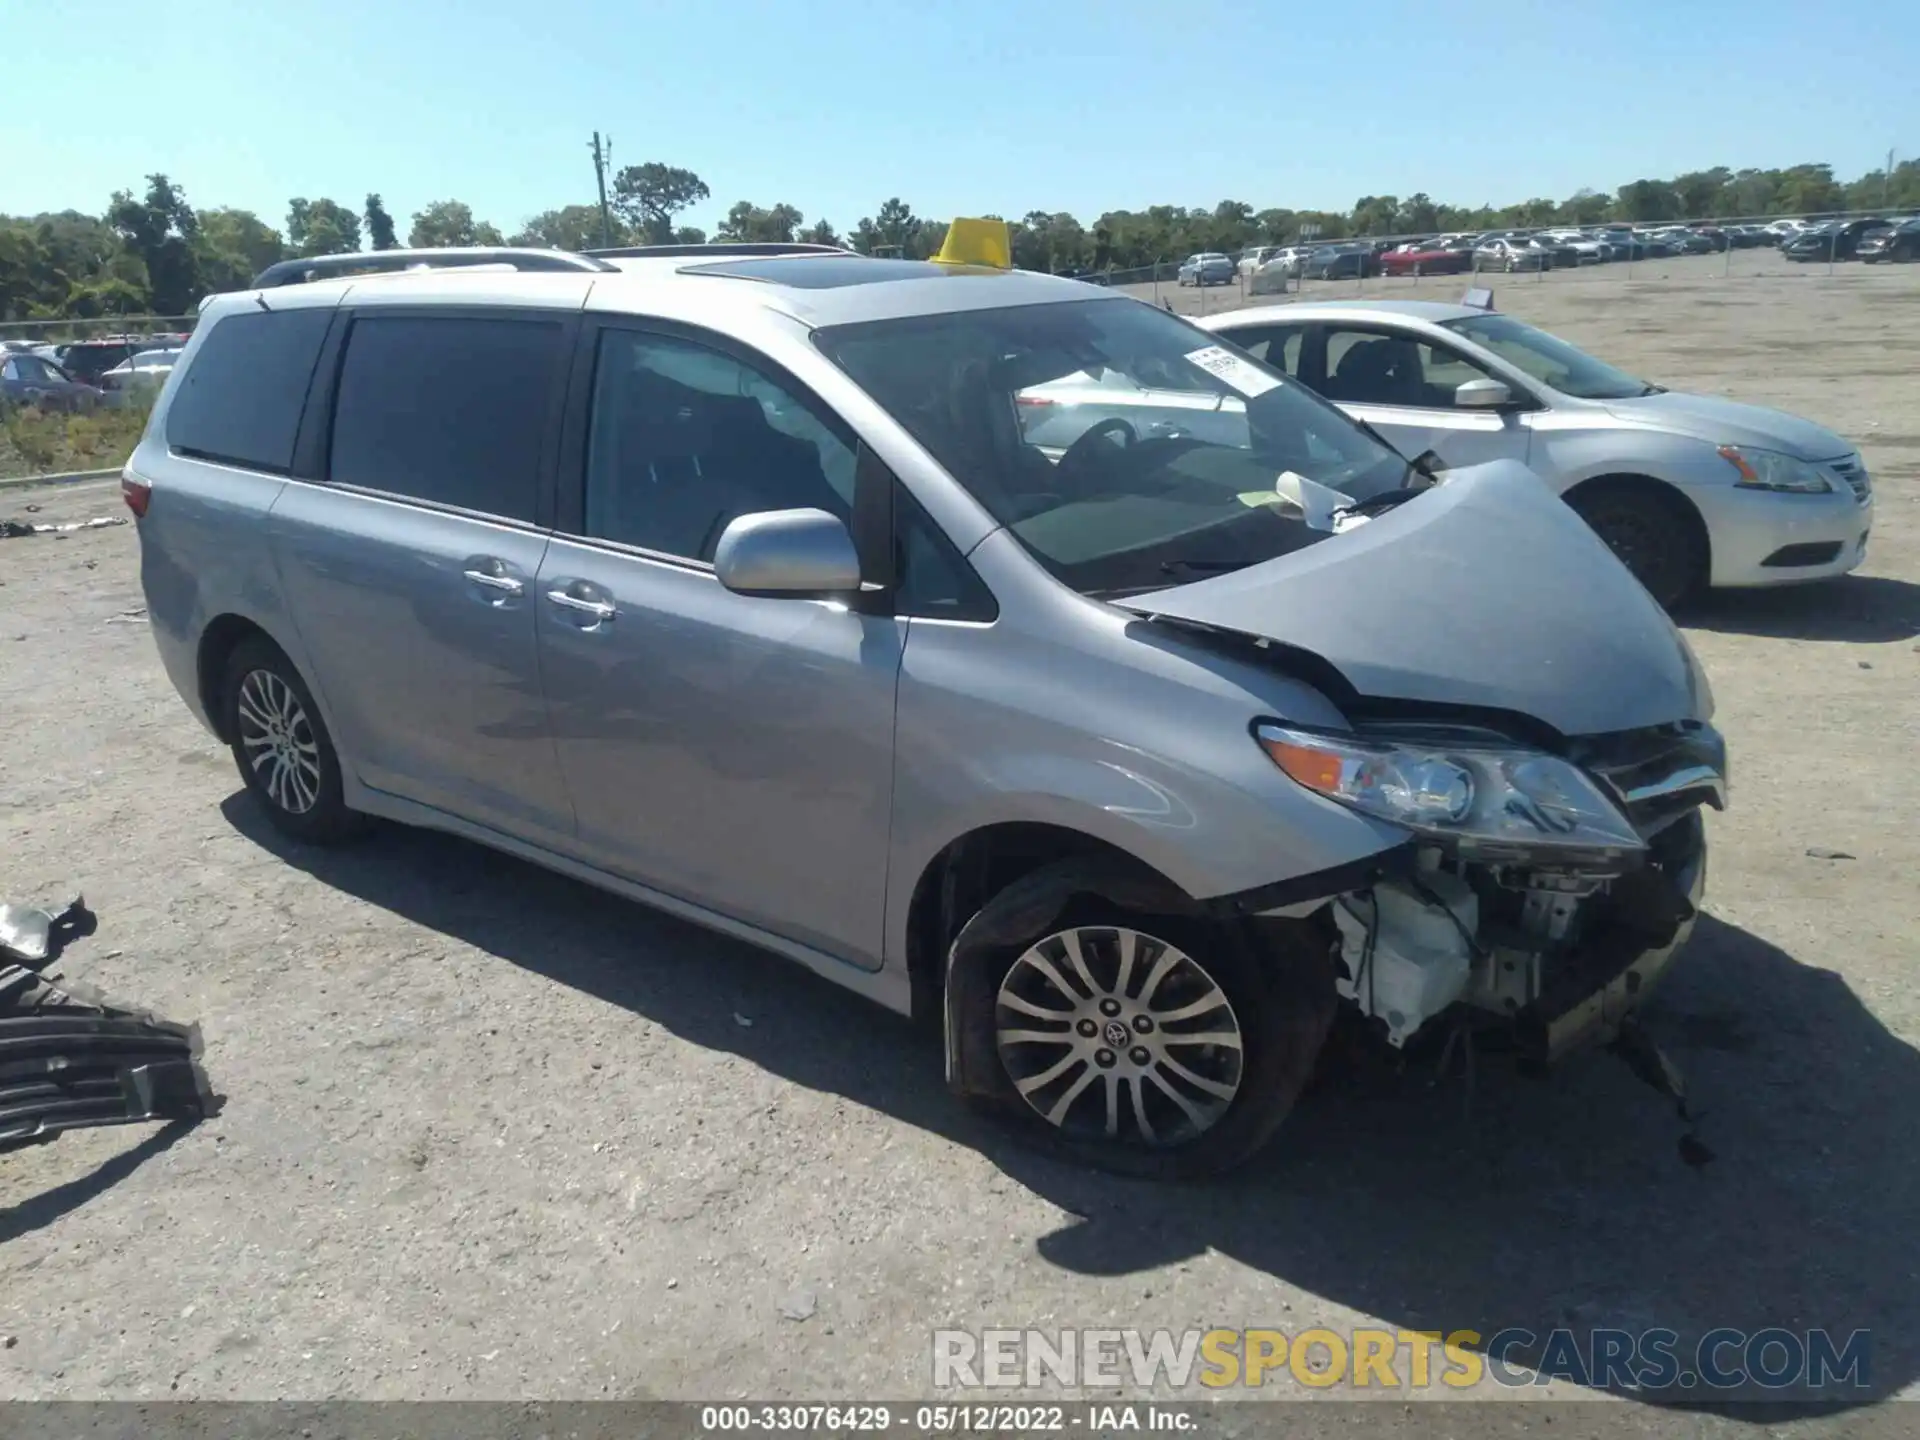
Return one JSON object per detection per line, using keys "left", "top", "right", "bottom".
{"left": 269, "top": 307, "right": 577, "bottom": 844}
{"left": 534, "top": 319, "right": 905, "bottom": 966}
{"left": 1303, "top": 323, "right": 1534, "bottom": 471}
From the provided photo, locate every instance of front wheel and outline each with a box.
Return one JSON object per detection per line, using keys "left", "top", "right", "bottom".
{"left": 1567, "top": 483, "right": 1705, "bottom": 610}
{"left": 978, "top": 893, "right": 1335, "bottom": 1179}
{"left": 221, "top": 637, "right": 371, "bottom": 845}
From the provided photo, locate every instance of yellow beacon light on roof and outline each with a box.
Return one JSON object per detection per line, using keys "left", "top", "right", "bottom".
{"left": 932, "top": 217, "right": 1012, "bottom": 270}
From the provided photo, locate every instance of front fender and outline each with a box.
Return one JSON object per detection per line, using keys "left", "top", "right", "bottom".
{"left": 1533, "top": 423, "right": 1736, "bottom": 500}
{"left": 883, "top": 611, "right": 1410, "bottom": 970}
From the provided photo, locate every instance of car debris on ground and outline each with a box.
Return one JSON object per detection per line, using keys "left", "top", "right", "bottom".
{"left": 0, "top": 893, "right": 218, "bottom": 1152}
{"left": 0, "top": 515, "right": 129, "bottom": 539}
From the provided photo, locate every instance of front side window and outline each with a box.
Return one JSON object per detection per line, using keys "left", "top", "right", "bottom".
{"left": 583, "top": 330, "right": 854, "bottom": 562}
{"left": 328, "top": 314, "right": 563, "bottom": 522}
{"left": 814, "top": 297, "right": 1408, "bottom": 599}
{"left": 1441, "top": 312, "right": 1654, "bottom": 400}
{"left": 1320, "top": 328, "right": 1499, "bottom": 409}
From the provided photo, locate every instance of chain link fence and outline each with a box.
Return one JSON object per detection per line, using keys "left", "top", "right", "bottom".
{"left": 0, "top": 313, "right": 197, "bottom": 345}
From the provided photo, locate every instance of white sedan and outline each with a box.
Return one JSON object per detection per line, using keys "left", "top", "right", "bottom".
{"left": 99, "top": 347, "right": 184, "bottom": 406}
{"left": 1199, "top": 299, "right": 1872, "bottom": 607}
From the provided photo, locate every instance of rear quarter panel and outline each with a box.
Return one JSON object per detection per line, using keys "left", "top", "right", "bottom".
{"left": 134, "top": 445, "right": 301, "bottom": 736}
{"left": 130, "top": 291, "right": 339, "bottom": 735}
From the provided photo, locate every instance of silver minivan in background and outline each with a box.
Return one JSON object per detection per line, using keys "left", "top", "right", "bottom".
{"left": 130, "top": 245, "right": 1725, "bottom": 1177}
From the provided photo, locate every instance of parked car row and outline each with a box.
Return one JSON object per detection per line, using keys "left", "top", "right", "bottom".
{"left": 1232, "top": 215, "right": 1920, "bottom": 288}
{"left": 0, "top": 332, "right": 188, "bottom": 414}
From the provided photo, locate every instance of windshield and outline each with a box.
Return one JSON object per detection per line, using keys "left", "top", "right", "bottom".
{"left": 814, "top": 297, "right": 1410, "bottom": 597}
{"left": 1441, "top": 312, "right": 1654, "bottom": 401}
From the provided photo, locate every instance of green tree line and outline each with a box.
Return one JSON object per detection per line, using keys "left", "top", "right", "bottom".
{"left": 4, "top": 158, "right": 1916, "bottom": 321}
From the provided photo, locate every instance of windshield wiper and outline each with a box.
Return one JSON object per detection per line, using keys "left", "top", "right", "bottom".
{"left": 1637, "top": 383, "right": 1666, "bottom": 396}
{"left": 1160, "top": 557, "right": 1256, "bottom": 577}
{"left": 1332, "top": 486, "right": 1428, "bottom": 521}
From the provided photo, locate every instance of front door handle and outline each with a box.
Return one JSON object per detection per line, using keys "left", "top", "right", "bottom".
{"left": 546, "top": 588, "right": 617, "bottom": 622}
{"left": 464, "top": 568, "right": 525, "bottom": 595}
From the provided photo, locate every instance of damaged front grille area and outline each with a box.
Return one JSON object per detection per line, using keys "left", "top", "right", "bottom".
{"left": 1333, "top": 813, "right": 1707, "bottom": 1060}
{"left": 1329, "top": 719, "right": 1723, "bottom": 1059}
{"left": 1572, "top": 721, "right": 1727, "bottom": 838}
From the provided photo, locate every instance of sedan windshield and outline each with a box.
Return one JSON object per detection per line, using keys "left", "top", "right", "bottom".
{"left": 1441, "top": 312, "right": 1654, "bottom": 401}
{"left": 814, "top": 297, "right": 1409, "bottom": 597}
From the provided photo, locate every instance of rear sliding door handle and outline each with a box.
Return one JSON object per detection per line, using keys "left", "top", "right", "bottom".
{"left": 546, "top": 589, "right": 616, "bottom": 621}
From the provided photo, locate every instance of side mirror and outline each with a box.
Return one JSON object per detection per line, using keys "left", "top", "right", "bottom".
{"left": 714, "top": 508, "right": 862, "bottom": 598}
{"left": 1454, "top": 377, "right": 1514, "bottom": 409}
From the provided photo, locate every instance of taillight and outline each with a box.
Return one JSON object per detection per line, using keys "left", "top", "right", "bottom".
{"left": 122, "top": 476, "right": 151, "bottom": 517}
{"left": 1015, "top": 395, "right": 1056, "bottom": 408}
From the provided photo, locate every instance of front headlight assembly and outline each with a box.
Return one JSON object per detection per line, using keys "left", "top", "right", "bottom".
{"left": 1717, "top": 445, "right": 1833, "bottom": 494}
{"left": 1255, "top": 722, "right": 1646, "bottom": 864}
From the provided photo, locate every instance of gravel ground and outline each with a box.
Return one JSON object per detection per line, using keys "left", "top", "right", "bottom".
{"left": 0, "top": 260, "right": 1916, "bottom": 1431}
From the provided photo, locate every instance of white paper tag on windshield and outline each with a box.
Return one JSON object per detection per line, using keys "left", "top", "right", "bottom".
{"left": 1184, "top": 345, "right": 1281, "bottom": 397}
{"left": 1272, "top": 470, "right": 1355, "bottom": 532}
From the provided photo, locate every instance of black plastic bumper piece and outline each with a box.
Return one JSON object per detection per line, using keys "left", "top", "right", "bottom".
{"left": 0, "top": 966, "right": 217, "bottom": 1151}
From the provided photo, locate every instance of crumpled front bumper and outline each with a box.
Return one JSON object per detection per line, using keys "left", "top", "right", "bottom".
{"left": 1514, "top": 812, "right": 1707, "bottom": 1065}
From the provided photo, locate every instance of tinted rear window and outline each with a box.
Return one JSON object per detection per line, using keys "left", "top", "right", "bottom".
{"left": 166, "top": 310, "right": 331, "bottom": 472}
{"left": 326, "top": 315, "right": 563, "bottom": 523}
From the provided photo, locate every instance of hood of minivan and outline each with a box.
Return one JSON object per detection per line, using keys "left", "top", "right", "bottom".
{"left": 1602, "top": 390, "right": 1851, "bottom": 460}
{"left": 1113, "top": 461, "right": 1710, "bottom": 737}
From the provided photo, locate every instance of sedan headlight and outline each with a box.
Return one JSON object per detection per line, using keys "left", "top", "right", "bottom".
{"left": 1717, "top": 445, "right": 1833, "bottom": 494}
{"left": 1255, "top": 722, "right": 1646, "bottom": 861}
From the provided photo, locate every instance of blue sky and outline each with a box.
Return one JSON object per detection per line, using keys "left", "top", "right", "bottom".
{"left": 6, "top": 0, "right": 1913, "bottom": 236}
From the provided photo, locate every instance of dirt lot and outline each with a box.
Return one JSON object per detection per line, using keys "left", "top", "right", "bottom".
{"left": 1, "top": 259, "right": 1916, "bottom": 1429}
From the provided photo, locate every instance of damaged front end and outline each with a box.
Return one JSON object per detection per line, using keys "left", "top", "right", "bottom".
{"left": 1258, "top": 719, "right": 1725, "bottom": 1064}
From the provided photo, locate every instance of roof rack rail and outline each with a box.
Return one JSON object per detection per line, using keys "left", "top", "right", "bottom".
{"left": 249, "top": 247, "right": 618, "bottom": 290}
{"left": 581, "top": 242, "right": 851, "bottom": 259}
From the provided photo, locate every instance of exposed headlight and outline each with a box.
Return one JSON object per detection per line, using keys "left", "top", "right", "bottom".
{"left": 1717, "top": 445, "right": 1833, "bottom": 494}
{"left": 1255, "top": 722, "right": 1646, "bottom": 861}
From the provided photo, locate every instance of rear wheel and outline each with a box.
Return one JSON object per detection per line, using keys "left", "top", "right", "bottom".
{"left": 221, "top": 637, "right": 370, "bottom": 845}
{"left": 1568, "top": 482, "right": 1705, "bottom": 610}
{"left": 980, "top": 895, "right": 1335, "bottom": 1179}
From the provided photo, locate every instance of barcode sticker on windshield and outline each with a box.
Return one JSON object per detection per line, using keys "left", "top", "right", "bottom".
{"left": 1184, "top": 345, "right": 1281, "bottom": 397}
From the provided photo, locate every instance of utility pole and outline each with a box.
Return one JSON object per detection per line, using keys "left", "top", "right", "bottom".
{"left": 1886, "top": 147, "right": 1896, "bottom": 211}
{"left": 590, "top": 131, "right": 614, "bottom": 248}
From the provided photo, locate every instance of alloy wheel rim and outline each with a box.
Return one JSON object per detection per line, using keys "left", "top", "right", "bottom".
{"left": 995, "top": 926, "right": 1244, "bottom": 1148}
{"left": 1596, "top": 513, "right": 1671, "bottom": 592}
{"left": 236, "top": 669, "right": 322, "bottom": 814}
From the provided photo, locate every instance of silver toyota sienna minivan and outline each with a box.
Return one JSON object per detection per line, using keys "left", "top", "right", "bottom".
{"left": 130, "top": 244, "right": 1726, "bottom": 1177}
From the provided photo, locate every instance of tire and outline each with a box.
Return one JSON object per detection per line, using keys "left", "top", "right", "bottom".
{"left": 1567, "top": 482, "right": 1705, "bottom": 611}
{"left": 970, "top": 887, "right": 1336, "bottom": 1180}
{"left": 220, "top": 637, "right": 370, "bottom": 845}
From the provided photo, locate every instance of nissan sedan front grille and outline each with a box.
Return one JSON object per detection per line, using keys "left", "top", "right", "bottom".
{"left": 1829, "top": 454, "right": 1872, "bottom": 504}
